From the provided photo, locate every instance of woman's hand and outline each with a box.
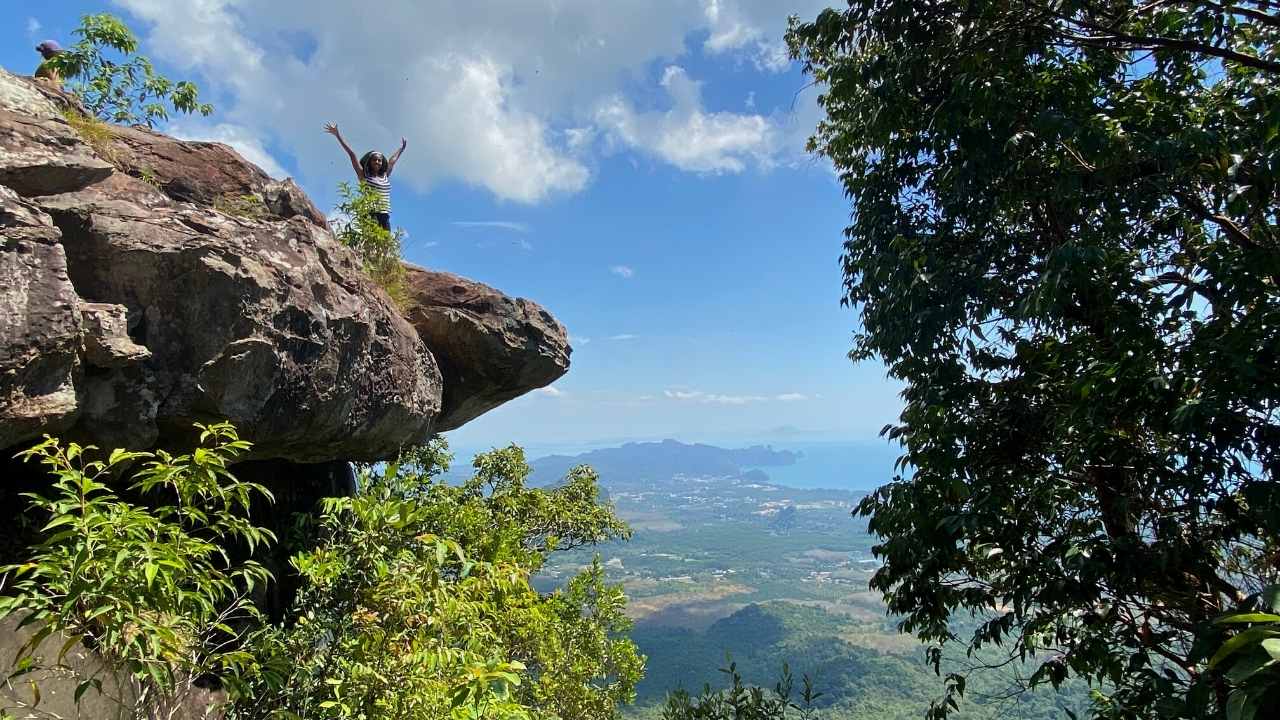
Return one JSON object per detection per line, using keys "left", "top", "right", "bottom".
{"left": 388, "top": 138, "right": 408, "bottom": 174}
{"left": 325, "top": 123, "right": 363, "bottom": 178}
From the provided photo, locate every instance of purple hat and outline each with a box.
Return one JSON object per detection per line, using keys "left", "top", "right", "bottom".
{"left": 36, "top": 41, "right": 62, "bottom": 58}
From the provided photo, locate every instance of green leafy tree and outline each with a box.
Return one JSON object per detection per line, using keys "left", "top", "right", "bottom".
{"left": 232, "top": 441, "right": 642, "bottom": 720}
{"left": 662, "top": 661, "right": 820, "bottom": 720}
{"left": 332, "top": 181, "right": 409, "bottom": 307}
{"left": 0, "top": 424, "right": 274, "bottom": 719}
{"left": 45, "top": 13, "right": 213, "bottom": 128}
{"left": 787, "top": 2, "right": 1280, "bottom": 718}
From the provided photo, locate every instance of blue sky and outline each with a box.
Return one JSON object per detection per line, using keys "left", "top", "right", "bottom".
{"left": 2, "top": 0, "right": 904, "bottom": 453}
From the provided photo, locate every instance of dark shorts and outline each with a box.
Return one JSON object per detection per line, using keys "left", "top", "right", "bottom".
{"left": 374, "top": 212, "right": 391, "bottom": 231}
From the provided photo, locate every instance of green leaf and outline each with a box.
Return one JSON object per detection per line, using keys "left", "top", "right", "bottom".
{"left": 1226, "top": 687, "right": 1263, "bottom": 720}
{"left": 1217, "top": 613, "right": 1280, "bottom": 625}
{"left": 1261, "top": 638, "right": 1280, "bottom": 661}
{"left": 1225, "top": 651, "right": 1276, "bottom": 685}
{"left": 56, "top": 634, "right": 82, "bottom": 664}
{"left": 74, "top": 679, "right": 93, "bottom": 704}
{"left": 1210, "top": 628, "right": 1280, "bottom": 669}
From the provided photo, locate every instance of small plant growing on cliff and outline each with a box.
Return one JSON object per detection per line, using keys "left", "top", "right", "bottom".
{"left": 0, "top": 423, "right": 274, "bottom": 719}
{"left": 45, "top": 13, "right": 213, "bottom": 128}
{"left": 61, "top": 108, "right": 119, "bottom": 165}
{"left": 137, "top": 165, "right": 161, "bottom": 188}
{"left": 331, "top": 181, "right": 409, "bottom": 307}
{"left": 214, "top": 193, "right": 268, "bottom": 220}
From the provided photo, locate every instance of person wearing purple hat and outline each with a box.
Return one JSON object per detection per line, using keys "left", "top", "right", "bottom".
{"left": 34, "top": 40, "right": 63, "bottom": 86}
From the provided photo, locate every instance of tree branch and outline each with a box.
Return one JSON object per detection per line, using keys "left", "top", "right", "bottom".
{"left": 1059, "top": 30, "right": 1280, "bottom": 74}
{"left": 1195, "top": 1, "right": 1280, "bottom": 30}
{"left": 1172, "top": 190, "right": 1266, "bottom": 250}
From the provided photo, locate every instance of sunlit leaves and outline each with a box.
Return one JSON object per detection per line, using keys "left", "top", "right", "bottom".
{"left": 45, "top": 13, "right": 213, "bottom": 128}
{"left": 229, "top": 441, "right": 641, "bottom": 720}
{"left": 331, "top": 181, "right": 410, "bottom": 306}
{"left": 0, "top": 423, "right": 273, "bottom": 717}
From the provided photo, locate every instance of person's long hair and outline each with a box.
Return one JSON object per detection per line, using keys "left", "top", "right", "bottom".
{"left": 359, "top": 151, "right": 388, "bottom": 178}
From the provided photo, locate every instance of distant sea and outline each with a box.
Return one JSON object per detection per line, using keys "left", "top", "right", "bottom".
{"left": 744, "top": 441, "right": 902, "bottom": 493}
{"left": 444, "top": 439, "right": 903, "bottom": 493}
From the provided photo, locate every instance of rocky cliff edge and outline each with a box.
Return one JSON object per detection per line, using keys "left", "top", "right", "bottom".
{"left": 0, "top": 69, "right": 570, "bottom": 462}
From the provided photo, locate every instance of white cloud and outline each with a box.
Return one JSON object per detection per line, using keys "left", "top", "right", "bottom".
{"left": 453, "top": 220, "right": 533, "bottom": 250}
{"left": 569, "top": 335, "right": 591, "bottom": 345}
{"left": 663, "top": 389, "right": 809, "bottom": 404}
{"left": 536, "top": 386, "right": 566, "bottom": 398}
{"left": 565, "top": 126, "right": 597, "bottom": 151}
{"left": 596, "top": 66, "right": 775, "bottom": 174}
{"left": 714, "top": 395, "right": 767, "bottom": 404}
{"left": 451, "top": 221, "right": 531, "bottom": 233}
{"left": 610, "top": 265, "right": 635, "bottom": 279}
{"left": 26, "top": 18, "right": 42, "bottom": 39}
{"left": 166, "top": 121, "right": 289, "bottom": 179}
{"left": 113, "top": 0, "right": 833, "bottom": 202}
{"left": 664, "top": 389, "right": 768, "bottom": 405}
{"left": 610, "top": 334, "right": 639, "bottom": 341}
{"left": 699, "top": 0, "right": 832, "bottom": 72}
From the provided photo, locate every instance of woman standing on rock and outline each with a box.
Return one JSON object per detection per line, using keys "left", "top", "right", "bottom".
{"left": 323, "top": 122, "right": 406, "bottom": 232}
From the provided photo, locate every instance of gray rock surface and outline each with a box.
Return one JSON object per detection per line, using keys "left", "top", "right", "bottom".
{"left": 404, "top": 265, "right": 571, "bottom": 432}
{"left": 33, "top": 179, "right": 442, "bottom": 461}
{"left": 0, "top": 71, "right": 113, "bottom": 196}
{"left": 0, "top": 67, "right": 571, "bottom": 461}
{"left": 105, "top": 123, "right": 327, "bottom": 226}
{"left": 0, "top": 615, "right": 139, "bottom": 720}
{"left": 0, "top": 186, "right": 80, "bottom": 448}
{"left": 80, "top": 302, "right": 151, "bottom": 369}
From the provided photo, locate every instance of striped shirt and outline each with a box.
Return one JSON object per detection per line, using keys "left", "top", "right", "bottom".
{"left": 363, "top": 174, "right": 391, "bottom": 213}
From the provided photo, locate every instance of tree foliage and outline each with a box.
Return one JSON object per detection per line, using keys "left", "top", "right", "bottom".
{"left": 1, "top": 432, "right": 640, "bottom": 720}
{"left": 661, "top": 661, "right": 819, "bottom": 720}
{"left": 45, "top": 13, "right": 213, "bottom": 128}
{"left": 0, "top": 424, "right": 272, "bottom": 719}
{"left": 229, "top": 441, "right": 642, "bottom": 720}
{"left": 332, "top": 181, "right": 409, "bottom": 307}
{"left": 787, "top": 1, "right": 1280, "bottom": 718}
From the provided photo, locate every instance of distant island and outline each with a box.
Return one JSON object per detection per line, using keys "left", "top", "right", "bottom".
{"left": 530, "top": 439, "right": 800, "bottom": 488}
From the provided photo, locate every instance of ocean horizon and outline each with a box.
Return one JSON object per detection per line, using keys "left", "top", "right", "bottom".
{"left": 444, "top": 438, "right": 902, "bottom": 493}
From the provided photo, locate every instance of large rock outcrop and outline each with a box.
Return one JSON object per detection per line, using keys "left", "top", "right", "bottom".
{"left": 405, "top": 266, "right": 571, "bottom": 432}
{"left": 0, "top": 68, "right": 570, "bottom": 462}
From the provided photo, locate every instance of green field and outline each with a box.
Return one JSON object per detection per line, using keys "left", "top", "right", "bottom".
{"left": 530, "top": 443, "right": 1087, "bottom": 719}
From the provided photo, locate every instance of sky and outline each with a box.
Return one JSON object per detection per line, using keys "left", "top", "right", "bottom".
{"left": 1, "top": 0, "right": 906, "bottom": 454}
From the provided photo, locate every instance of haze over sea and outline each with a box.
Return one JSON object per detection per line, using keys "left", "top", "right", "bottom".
{"left": 742, "top": 440, "right": 900, "bottom": 492}
{"left": 449, "top": 438, "right": 900, "bottom": 494}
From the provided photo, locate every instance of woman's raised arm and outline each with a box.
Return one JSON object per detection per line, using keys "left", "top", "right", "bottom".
{"left": 388, "top": 137, "right": 408, "bottom": 175}
{"left": 324, "top": 122, "right": 364, "bottom": 180}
